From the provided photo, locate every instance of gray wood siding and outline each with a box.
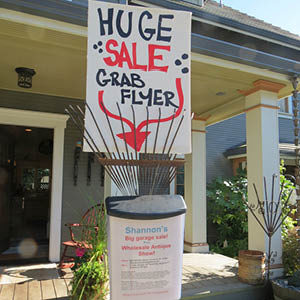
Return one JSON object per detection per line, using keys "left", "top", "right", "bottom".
{"left": 206, "top": 114, "right": 246, "bottom": 183}
{"left": 207, "top": 113, "right": 295, "bottom": 183}
{"left": 0, "top": 89, "right": 104, "bottom": 253}
{"left": 279, "top": 117, "right": 294, "bottom": 143}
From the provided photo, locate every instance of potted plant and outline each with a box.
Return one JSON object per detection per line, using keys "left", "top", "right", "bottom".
{"left": 71, "top": 208, "right": 109, "bottom": 300}
{"left": 271, "top": 227, "right": 300, "bottom": 300}
{"left": 271, "top": 166, "right": 299, "bottom": 300}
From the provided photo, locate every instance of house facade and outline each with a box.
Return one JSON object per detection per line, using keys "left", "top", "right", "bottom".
{"left": 206, "top": 98, "right": 297, "bottom": 183}
{"left": 0, "top": 0, "right": 299, "bottom": 277}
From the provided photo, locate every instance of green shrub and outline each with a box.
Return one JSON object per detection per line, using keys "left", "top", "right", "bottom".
{"left": 207, "top": 169, "right": 248, "bottom": 257}
{"left": 210, "top": 239, "right": 248, "bottom": 258}
{"left": 207, "top": 163, "right": 296, "bottom": 258}
{"left": 72, "top": 246, "right": 109, "bottom": 300}
{"left": 280, "top": 163, "right": 297, "bottom": 238}
{"left": 71, "top": 206, "right": 109, "bottom": 300}
{"left": 282, "top": 227, "right": 300, "bottom": 276}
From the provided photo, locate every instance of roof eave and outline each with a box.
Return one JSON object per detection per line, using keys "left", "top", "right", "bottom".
{"left": 139, "top": 0, "right": 300, "bottom": 49}
{"left": 1, "top": 0, "right": 300, "bottom": 76}
{"left": 1, "top": 0, "right": 300, "bottom": 48}
{"left": 192, "top": 33, "right": 300, "bottom": 77}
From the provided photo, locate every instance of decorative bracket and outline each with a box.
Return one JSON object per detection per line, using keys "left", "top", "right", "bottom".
{"left": 87, "top": 152, "right": 95, "bottom": 186}
{"left": 73, "top": 142, "right": 82, "bottom": 186}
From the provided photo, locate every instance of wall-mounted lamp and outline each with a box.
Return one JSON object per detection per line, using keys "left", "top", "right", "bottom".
{"left": 74, "top": 141, "right": 82, "bottom": 186}
{"left": 15, "top": 67, "right": 36, "bottom": 88}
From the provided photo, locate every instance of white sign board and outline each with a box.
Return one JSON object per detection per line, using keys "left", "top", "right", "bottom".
{"left": 85, "top": 0, "right": 191, "bottom": 154}
{"left": 107, "top": 215, "right": 185, "bottom": 300}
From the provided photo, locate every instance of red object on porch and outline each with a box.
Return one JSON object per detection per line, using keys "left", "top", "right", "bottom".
{"left": 59, "top": 203, "right": 104, "bottom": 268}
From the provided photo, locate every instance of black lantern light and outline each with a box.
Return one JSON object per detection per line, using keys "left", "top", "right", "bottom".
{"left": 15, "top": 67, "right": 36, "bottom": 88}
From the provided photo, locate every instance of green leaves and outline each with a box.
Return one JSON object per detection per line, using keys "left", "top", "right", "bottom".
{"left": 208, "top": 163, "right": 296, "bottom": 259}
{"left": 71, "top": 208, "right": 109, "bottom": 300}
{"left": 207, "top": 169, "right": 248, "bottom": 252}
{"left": 282, "top": 227, "right": 300, "bottom": 276}
{"left": 72, "top": 247, "right": 109, "bottom": 300}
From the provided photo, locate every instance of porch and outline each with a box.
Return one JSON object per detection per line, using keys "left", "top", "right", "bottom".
{"left": 0, "top": 0, "right": 299, "bottom": 281}
{"left": 0, "top": 253, "right": 265, "bottom": 300}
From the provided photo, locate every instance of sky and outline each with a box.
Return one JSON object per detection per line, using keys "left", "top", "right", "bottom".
{"left": 222, "top": 0, "right": 300, "bottom": 36}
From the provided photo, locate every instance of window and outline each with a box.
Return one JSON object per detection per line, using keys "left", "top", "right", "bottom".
{"left": 183, "top": 0, "right": 206, "bottom": 6}
{"left": 232, "top": 158, "right": 247, "bottom": 176}
{"left": 176, "top": 165, "right": 184, "bottom": 196}
{"left": 22, "top": 168, "right": 51, "bottom": 192}
{"left": 278, "top": 96, "right": 292, "bottom": 114}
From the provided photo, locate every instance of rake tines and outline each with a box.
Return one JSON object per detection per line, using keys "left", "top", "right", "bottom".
{"left": 65, "top": 103, "right": 185, "bottom": 196}
{"left": 242, "top": 174, "right": 295, "bottom": 282}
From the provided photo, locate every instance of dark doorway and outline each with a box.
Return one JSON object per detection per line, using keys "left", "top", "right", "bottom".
{"left": 0, "top": 125, "right": 53, "bottom": 264}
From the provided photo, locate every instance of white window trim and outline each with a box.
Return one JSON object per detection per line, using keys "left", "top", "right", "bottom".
{"left": 278, "top": 112, "right": 292, "bottom": 119}
{"left": 0, "top": 107, "right": 68, "bottom": 262}
{"left": 278, "top": 96, "right": 293, "bottom": 119}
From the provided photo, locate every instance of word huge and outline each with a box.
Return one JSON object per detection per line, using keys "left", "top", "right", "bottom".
{"left": 98, "top": 8, "right": 174, "bottom": 42}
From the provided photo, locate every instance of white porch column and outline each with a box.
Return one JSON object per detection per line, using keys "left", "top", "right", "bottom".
{"left": 245, "top": 80, "right": 285, "bottom": 278}
{"left": 184, "top": 119, "right": 209, "bottom": 253}
{"left": 49, "top": 125, "right": 66, "bottom": 262}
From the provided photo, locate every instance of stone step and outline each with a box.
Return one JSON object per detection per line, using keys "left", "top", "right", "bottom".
{"left": 181, "top": 285, "right": 266, "bottom": 300}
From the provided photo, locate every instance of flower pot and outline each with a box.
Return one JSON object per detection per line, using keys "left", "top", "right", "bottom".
{"left": 238, "top": 250, "right": 266, "bottom": 285}
{"left": 271, "top": 280, "right": 300, "bottom": 300}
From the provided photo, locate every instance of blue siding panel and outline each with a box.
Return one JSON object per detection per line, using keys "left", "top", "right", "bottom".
{"left": 207, "top": 114, "right": 294, "bottom": 183}
{"left": 279, "top": 117, "right": 294, "bottom": 143}
{"left": 206, "top": 114, "right": 246, "bottom": 183}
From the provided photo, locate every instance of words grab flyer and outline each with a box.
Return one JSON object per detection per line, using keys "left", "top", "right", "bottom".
{"left": 85, "top": 0, "right": 192, "bottom": 154}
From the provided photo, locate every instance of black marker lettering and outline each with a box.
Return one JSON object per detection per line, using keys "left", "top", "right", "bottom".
{"left": 121, "top": 89, "right": 131, "bottom": 104}
{"left": 97, "top": 8, "right": 114, "bottom": 36}
{"left": 138, "top": 11, "right": 155, "bottom": 41}
{"left": 116, "top": 10, "right": 133, "bottom": 38}
{"left": 164, "top": 91, "right": 177, "bottom": 107}
{"left": 139, "top": 89, "right": 153, "bottom": 106}
{"left": 157, "top": 14, "right": 173, "bottom": 42}
{"left": 96, "top": 69, "right": 110, "bottom": 87}
{"left": 153, "top": 89, "right": 163, "bottom": 105}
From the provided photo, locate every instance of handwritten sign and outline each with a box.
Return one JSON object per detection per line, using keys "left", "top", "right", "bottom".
{"left": 85, "top": 0, "right": 191, "bottom": 154}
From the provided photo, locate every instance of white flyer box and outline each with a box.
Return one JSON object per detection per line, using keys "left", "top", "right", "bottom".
{"left": 106, "top": 195, "right": 186, "bottom": 300}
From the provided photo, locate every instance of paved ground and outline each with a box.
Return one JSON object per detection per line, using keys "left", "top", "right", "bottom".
{"left": 181, "top": 253, "right": 259, "bottom": 299}
{"left": 0, "top": 253, "right": 259, "bottom": 300}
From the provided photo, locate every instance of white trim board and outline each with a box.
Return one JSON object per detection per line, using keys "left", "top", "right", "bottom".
{"left": 191, "top": 52, "right": 290, "bottom": 83}
{"left": 0, "top": 8, "right": 87, "bottom": 37}
{"left": 0, "top": 107, "right": 69, "bottom": 262}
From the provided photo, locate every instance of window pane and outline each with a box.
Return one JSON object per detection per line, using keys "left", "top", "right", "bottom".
{"left": 177, "top": 166, "right": 184, "bottom": 173}
{"left": 177, "top": 185, "right": 184, "bottom": 196}
{"left": 22, "top": 168, "right": 35, "bottom": 191}
{"left": 177, "top": 173, "right": 184, "bottom": 184}
{"left": 37, "top": 168, "right": 50, "bottom": 191}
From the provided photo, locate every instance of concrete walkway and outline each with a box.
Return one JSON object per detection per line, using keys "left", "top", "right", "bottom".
{"left": 181, "top": 253, "right": 265, "bottom": 299}
{"left": 0, "top": 253, "right": 265, "bottom": 300}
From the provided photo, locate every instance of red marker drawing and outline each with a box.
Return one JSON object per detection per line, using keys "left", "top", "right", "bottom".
{"left": 98, "top": 78, "right": 184, "bottom": 151}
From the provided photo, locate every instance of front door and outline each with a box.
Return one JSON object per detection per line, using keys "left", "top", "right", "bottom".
{"left": 0, "top": 133, "right": 12, "bottom": 253}
{"left": 0, "top": 125, "right": 53, "bottom": 262}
